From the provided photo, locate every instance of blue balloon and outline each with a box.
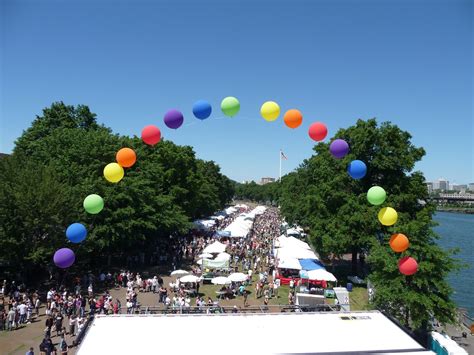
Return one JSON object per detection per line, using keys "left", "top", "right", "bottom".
{"left": 347, "top": 160, "right": 367, "bottom": 179}
{"left": 192, "top": 100, "right": 212, "bottom": 120}
{"left": 66, "top": 223, "right": 87, "bottom": 243}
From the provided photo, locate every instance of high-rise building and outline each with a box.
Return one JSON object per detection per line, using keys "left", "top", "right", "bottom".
{"left": 434, "top": 178, "right": 449, "bottom": 191}
{"left": 468, "top": 183, "right": 474, "bottom": 191}
{"left": 260, "top": 177, "right": 276, "bottom": 185}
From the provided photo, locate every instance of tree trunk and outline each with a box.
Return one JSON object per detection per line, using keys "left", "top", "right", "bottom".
{"left": 351, "top": 248, "right": 358, "bottom": 275}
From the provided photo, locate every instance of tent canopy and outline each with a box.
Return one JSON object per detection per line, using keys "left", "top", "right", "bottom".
{"left": 277, "top": 257, "right": 302, "bottom": 270}
{"left": 203, "top": 241, "right": 227, "bottom": 254}
{"left": 307, "top": 269, "right": 337, "bottom": 282}
{"left": 299, "top": 259, "right": 325, "bottom": 271}
{"left": 275, "top": 246, "right": 318, "bottom": 260}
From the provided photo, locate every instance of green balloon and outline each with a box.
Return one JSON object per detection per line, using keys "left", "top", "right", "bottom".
{"left": 367, "top": 186, "right": 386, "bottom": 206}
{"left": 221, "top": 96, "right": 240, "bottom": 117}
{"left": 83, "top": 194, "right": 104, "bottom": 214}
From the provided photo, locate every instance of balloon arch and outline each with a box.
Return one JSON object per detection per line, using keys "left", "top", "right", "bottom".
{"left": 53, "top": 97, "right": 418, "bottom": 276}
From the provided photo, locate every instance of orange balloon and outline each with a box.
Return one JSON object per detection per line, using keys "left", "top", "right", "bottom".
{"left": 283, "top": 109, "right": 303, "bottom": 129}
{"left": 116, "top": 148, "right": 136, "bottom": 168}
{"left": 389, "top": 233, "right": 409, "bottom": 253}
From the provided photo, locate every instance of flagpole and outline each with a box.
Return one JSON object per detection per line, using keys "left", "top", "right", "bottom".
{"left": 279, "top": 149, "right": 282, "bottom": 182}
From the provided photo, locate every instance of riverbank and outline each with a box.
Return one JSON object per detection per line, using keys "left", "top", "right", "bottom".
{"left": 436, "top": 207, "right": 474, "bottom": 214}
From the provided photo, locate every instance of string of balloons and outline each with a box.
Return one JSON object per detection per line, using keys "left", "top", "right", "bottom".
{"left": 53, "top": 97, "right": 418, "bottom": 276}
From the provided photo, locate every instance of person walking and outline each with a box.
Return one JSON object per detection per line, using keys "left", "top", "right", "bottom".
{"left": 59, "top": 334, "right": 68, "bottom": 354}
{"left": 7, "top": 308, "right": 15, "bottom": 331}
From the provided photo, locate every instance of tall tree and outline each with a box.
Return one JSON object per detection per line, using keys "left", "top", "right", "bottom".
{"left": 279, "top": 118, "right": 460, "bottom": 328}
{"left": 0, "top": 102, "right": 234, "bottom": 277}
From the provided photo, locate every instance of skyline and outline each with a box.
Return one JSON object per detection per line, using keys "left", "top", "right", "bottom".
{"left": 1, "top": 0, "right": 472, "bottom": 183}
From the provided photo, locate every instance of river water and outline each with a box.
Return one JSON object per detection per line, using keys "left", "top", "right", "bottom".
{"left": 433, "top": 212, "right": 474, "bottom": 318}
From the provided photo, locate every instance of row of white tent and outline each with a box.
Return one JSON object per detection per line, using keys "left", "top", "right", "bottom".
{"left": 221, "top": 206, "right": 267, "bottom": 238}
{"left": 193, "top": 204, "right": 252, "bottom": 231}
{"left": 274, "top": 235, "right": 337, "bottom": 282}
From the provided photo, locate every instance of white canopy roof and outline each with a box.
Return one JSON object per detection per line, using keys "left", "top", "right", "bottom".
{"left": 193, "top": 219, "right": 216, "bottom": 230}
{"left": 286, "top": 228, "right": 301, "bottom": 236}
{"left": 275, "top": 246, "right": 318, "bottom": 260}
{"left": 202, "top": 241, "right": 227, "bottom": 254}
{"left": 222, "top": 206, "right": 266, "bottom": 238}
{"left": 78, "top": 312, "right": 430, "bottom": 355}
{"left": 306, "top": 269, "right": 337, "bottom": 282}
{"left": 275, "top": 236, "right": 311, "bottom": 250}
{"left": 224, "top": 207, "right": 238, "bottom": 215}
{"left": 277, "top": 256, "right": 302, "bottom": 270}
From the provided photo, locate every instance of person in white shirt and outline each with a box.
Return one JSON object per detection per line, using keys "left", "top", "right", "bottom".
{"left": 18, "top": 303, "right": 27, "bottom": 324}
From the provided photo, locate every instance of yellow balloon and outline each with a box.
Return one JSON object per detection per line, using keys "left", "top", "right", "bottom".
{"left": 260, "top": 101, "right": 280, "bottom": 122}
{"left": 103, "top": 163, "right": 124, "bottom": 183}
{"left": 378, "top": 207, "right": 398, "bottom": 226}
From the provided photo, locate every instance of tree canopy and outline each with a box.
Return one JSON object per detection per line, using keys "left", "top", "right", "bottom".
{"left": 236, "top": 118, "right": 460, "bottom": 329}
{"left": 0, "top": 102, "right": 234, "bottom": 277}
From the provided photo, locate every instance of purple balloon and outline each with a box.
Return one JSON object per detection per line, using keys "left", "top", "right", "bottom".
{"left": 164, "top": 109, "right": 184, "bottom": 129}
{"left": 329, "top": 139, "right": 350, "bottom": 159}
{"left": 53, "top": 248, "right": 75, "bottom": 268}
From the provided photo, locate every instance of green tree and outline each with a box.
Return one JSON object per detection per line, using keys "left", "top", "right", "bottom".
{"left": 279, "top": 118, "right": 460, "bottom": 328}
{"left": 0, "top": 102, "right": 233, "bottom": 276}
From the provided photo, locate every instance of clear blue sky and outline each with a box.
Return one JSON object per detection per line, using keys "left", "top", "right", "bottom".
{"left": 1, "top": 0, "right": 472, "bottom": 184}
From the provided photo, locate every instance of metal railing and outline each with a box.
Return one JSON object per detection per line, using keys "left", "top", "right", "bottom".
{"left": 89, "top": 303, "right": 341, "bottom": 316}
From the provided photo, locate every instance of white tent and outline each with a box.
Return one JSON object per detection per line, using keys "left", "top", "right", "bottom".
{"left": 277, "top": 257, "right": 302, "bottom": 270}
{"left": 203, "top": 241, "right": 227, "bottom": 254}
{"left": 286, "top": 228, "right": 301, "bottom": 236}
{"left": 193, "top": 219, "right": 216, "bottom": 230}
{"left": 275, "top": 236, "right": 311, "bottom": 250}
{"left": 306, "top": 269, "right": 337, "bottom": 282}
{"left": 225, "top": 207, "right": 238, "bottom": 215}
{"left": 287, "top": 236, "right": 311, "bottom": 250}
{"left": 275, "top": 246, "right": 318, "bottom": 260}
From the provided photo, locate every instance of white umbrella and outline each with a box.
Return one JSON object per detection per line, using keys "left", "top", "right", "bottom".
{"left": 214, "top": 252, "right": 231, "bottom": 261}
{"left": 170, "top": 270, "right": 190, "bottom": 277}
{"left": 198, "top": 253, "right": 213, "bottom": 259}
{"left": 196, "top": 258, "right": 210, "bottom": 266}
{"left": 306, "top": 269, "right": 337, "bottom": 282}
{"left": 179, "top": 274, "right": 200, "bottom": 283}
{"left": 228, "top": 272, "right": 248, "bottom": 282}
{"left": 211, "top": 276, "right": 231, "bottom": 285}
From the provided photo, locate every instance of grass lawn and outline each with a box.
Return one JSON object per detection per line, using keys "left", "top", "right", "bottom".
{"left": 349, "top": 286, "right": 369, "bottom": 311}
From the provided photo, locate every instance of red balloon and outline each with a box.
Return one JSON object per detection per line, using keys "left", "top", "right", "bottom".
{"left": 141, "top": 125, "right": 161, "bottom": 146}
{"left": 398, "top": 256, "right": 418, "bottom": 276}
{"left": 308, "top": 122, "right": 328, "bottom": 141}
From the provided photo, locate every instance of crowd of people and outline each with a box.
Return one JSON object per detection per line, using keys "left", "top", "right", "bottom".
{"left": 1, "top": 205, "right": 307, "bottom": 354}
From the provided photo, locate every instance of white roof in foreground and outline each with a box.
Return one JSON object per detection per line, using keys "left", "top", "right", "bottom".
{"left": 77, "top": 311, "right": 433, "bottom": 355}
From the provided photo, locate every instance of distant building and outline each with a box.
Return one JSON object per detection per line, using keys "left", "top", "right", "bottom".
{"left": 433, "top": 178, "right": 449, "bottom": 191}
{"left": 260, "top": 177, "right": 276, "bottom": 185}
{"left": 468, "top": 183, "right": 474, "bottom": 191}
{"left": 451, "top": 184, "right": 467, "bottom": 192}
{"left": 426, "top": 182, "right": 433, "bottom": 193}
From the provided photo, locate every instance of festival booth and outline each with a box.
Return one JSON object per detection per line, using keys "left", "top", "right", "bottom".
{"left": 192, "top": 219, "right": 216, "bottom": 231}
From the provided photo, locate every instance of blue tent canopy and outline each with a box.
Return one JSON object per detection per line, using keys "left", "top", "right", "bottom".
{"left": 299, "top": 258, "right": 325, "bottom": 271}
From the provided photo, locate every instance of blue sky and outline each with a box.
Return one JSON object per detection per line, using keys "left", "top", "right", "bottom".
{"left": 1, "top": 0, "right": 472, "bottom": 184}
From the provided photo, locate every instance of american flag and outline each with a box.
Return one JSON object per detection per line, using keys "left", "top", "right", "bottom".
{"left": 280, "top": 151, "right": 288, "bottom": 160}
